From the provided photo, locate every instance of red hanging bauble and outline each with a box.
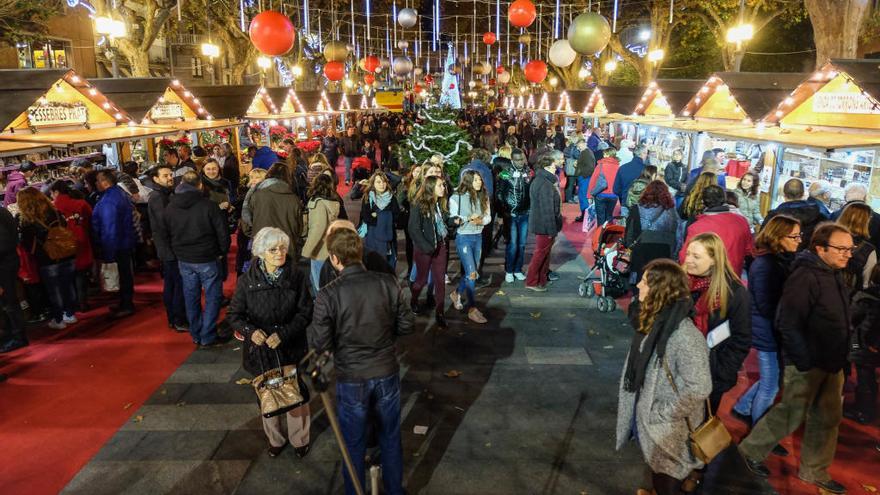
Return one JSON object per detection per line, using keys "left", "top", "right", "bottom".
{"left": 449, "top": 83, "right": 456, "bottom": 89}
{"left": 323, "top": 61, "right": 345, "bottom": 81}
{"left": 364, "top": 73, "right": 376, "bottom": 85}
{"left": 524, "top": 60, "right": 548, "bottom": 83}
{"left": 248, "top": 11, "right": 296, "bottom": 56}
{"left": 508, "top": 0, "right": 537, "bottom": 28}
{"left": 424, "top": 74, "right": 434, "bottom": 84}
{"left": 414, "top": 84, "right": 424, "bottom": 94}
{"left": 496, "top": 66, "right": 505, "bottom": 74}
{"left": 489, "top": 78, "right": 496, "bottom": 86}
{"left": 364, "top": 55, "right": 381, "bottom": 73}
{"left": 483, "top": 32, "right": 497, "bottom": 45}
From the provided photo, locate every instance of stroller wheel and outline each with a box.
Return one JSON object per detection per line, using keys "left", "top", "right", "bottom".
{"left": 597, "top": 297, "right": 608, "bottom": 312}
{"left": 577, "top": 282, "right": 588, "bottom": 298}
{"left": 605, "top": 297, "right": 617, "bottom": 312}
{"left": 586, "top": 283, "right": 595, "bottom": 298}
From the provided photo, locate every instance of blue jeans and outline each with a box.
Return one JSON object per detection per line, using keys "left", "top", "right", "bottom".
{"left": 336, "top": 374, "right": 404, "bottom": 495}
{"left": 179, "top": 260, "right": 223, "bottom": 345}
{"left": 455, "top": 233, "right": 482, "bottom": 308}
{"left": 594, "top": 196, "right": 618, "bottom": 226}
{"left": 310, "top": 258, "right": 325, "bottom": 293}
{"left": 344, "top": 156, "right": 354, "bottom": 182}
{"left": 505, "top": 214, "right": 529, "bottom": 274}
{"left": 733, "top": 350, "right": 780, "bottom": 423}
{"left": 577, "top": 177, "right": 591, "bottom": 213}
{"left": 162, "top": 260, "right": 186, "bottom": 326}
{"left": 39, "top": 259, "right": 77, "bottom": 322}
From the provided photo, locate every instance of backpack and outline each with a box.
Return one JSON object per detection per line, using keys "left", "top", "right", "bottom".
{"left": 626, "top": 179, "right": 649, "bottom": 208}
{"left": 37, "top": 214, "right": 77, "bottom": 261}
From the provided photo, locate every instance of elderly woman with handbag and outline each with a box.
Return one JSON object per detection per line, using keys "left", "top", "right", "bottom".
{"left": 228, "top": 227, "right": 314, "bottom": 458}
{"left": 617, "top": 259, "right": 713, "bottom": 495}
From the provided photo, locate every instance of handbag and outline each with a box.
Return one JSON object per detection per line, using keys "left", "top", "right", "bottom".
{"left": 662, "top": 357, "right": 731, "bottom": 464}
{"left": 100, "top": 262, "right": 120, "bottom": 292}
{"left": 252, "top": 349, "right": 310, "bottom": 418}
{"left": 36, "top": 215, "right": 78, "bottom": 261}
{"left": 591, "top": 163, "right": 608, "bottom": 197}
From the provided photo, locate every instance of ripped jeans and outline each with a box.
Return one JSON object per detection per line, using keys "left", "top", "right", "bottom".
{"left": 455, "top": 233, "right": 482, "bottom": 309}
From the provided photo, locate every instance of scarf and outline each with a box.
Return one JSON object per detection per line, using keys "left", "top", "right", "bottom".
{"left": 623, "top": 297, "right": 694, "bottom": 393}
{"left": 370, "top": 190, "right": 392, "bottom": 210}
{"left": 433, "top": 204, "right": 448, "bottom": 240}
{"left": 688, "top": 274, "right": 712, "bottom": 335}
{"left": 258, "top": 258, "right": 284, "bottom": 286}
{"left": 200, "top": 173, "right": 226, "bottom": 191}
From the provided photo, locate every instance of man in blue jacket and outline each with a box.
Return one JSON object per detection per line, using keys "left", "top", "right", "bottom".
{"left": 92, "top": 170, "right": 137, "bottom": 318}
{"left": 612, "top": 144, "right": 647, "bottom": 216}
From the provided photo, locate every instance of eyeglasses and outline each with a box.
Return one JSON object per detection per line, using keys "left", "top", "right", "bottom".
{"left": 266, "top": 246, "right": 289, "bottom": 254}
{"left": 785, "top": 233, "right": 803, "bottom": 240}
{"left": 824, "top": 244, "right": 855, "bottom": 254}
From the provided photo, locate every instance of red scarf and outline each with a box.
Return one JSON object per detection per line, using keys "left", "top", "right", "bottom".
{"left": 688, "top": 274, "right": 712, "bottom": 336}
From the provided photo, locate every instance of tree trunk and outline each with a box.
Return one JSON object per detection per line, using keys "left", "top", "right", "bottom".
{"left": 117, "top": 41, "right": 151, "bottom": 76}
{"left": 805, "top": 0, "right": 871, "bottom": 67}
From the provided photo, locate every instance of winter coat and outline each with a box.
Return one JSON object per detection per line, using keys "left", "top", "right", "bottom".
{"left": 91, "top": 186, "right": 136, "bottom": 262}
{"left": 616, "top": 317, "right": 712, "bottom": 480}
{"left": 20, "top": 209, "right": 74, "bottom": 267}
{"left": 612, "top": 156, "right": 645, "bottom": 200}
{"left": 147, "top": 183, "right": 175, "bottom": 261}
{"left": 480, "top": 132, "right": 499, "bottom": 152}
{"left": 53, "top": 193, "right": 94, "bottom": 271}
{"left": 843, "top": 238, "right": 877, "bottom": 295}
{"left": 360, "top": 194, "right": 400, "bottom": 256}
{"left": 340, "top": 135, "right": 362, "bottom": 158}
{"left": 776, "top": 250, "right": 851, "bottom": 373}
{"left": 849, "top": 285, "right": 880, "bottom": 367}
{"left": 664, "top": 161, "right": 688, "bottom": 197}
{"left": 250, "top": 179, "right": 304, "bottom": 257}
{"left": 575, "top": 148, "right": 596, "bottom": 179}
{"left": 308, "top": 264, "right": 414, "bottom": 382}
{"left": 227, "top": 258, "right": 313, "bottom": 376}
{"left": 163, "top": 188, "right": 230, "bottom": 263}
{"left": 408, "top": 204, "right": 453, "bottom": 254}
{"left": 3, "top": 171, "right": 27, "bottom": 207}
{"left": 832, "top": 200, "right": 880, "bottom": 250}
{"left": 625, "top": 178, "right": 650, "bottom": 208}
{"left": 748, "top": 252, "right": 794, "bottom": 352}
{"left": 528, "top": 168, "right": 562, "bottom": 236}
{"left": 680, "top": 206, "right": 753, "bottom": 275}
{"left": 0, "top": 207, "right": 18, "bottom": 271}
{"left": 588, "top": 157, "right": 620, "bottom": 199}
{"left": 302, "top": 197, "right": 340, "bottom": 260}
{"left": 323, "top": 136, "right": 340, "bottom": 167}
{"left": 733, "top": 190, "right": 762, "bottom": 227}
{"left": 763, "top": 200, "right": 827, "bottom": 250}
{"left": 693, "top": 280, "right": 752, "bottom": 395}
{"left": 497, "top": 165, "right": 531, "bottom": 216}
{"left": 624, "top": 205, "right": 680, "bottom": 273}
{"left": 686, "top": 167, "right": 727, "bottom": 190}
{"left": 449, "top": 192, "right": 491, "bottom": 236}
{"left": 220, "top": 154, "right": 240, "bottom": 189}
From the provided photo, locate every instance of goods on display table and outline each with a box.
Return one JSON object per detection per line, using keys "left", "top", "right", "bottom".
{"left": 778, "top": 148, "right": 876, "bottom": 211}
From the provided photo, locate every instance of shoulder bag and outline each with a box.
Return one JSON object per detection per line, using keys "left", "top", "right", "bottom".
{"left": 662, "top": 357, "right": 731, "bottom": 464}
{"left": 252, "top": 349, "right": 310, "bottom": 418}
{"left": 590, "top": 163, "right": 608, "bottom": 197}
{"left": 36, "top": 214, "right": 77, "bottom": 261}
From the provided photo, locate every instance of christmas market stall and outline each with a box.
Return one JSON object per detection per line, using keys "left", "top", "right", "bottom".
{"left": 705, "top": 60, "right": 880, "bottom": 211}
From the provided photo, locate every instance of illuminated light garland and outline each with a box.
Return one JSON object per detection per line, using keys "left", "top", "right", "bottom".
{"left": 538, "top": 92, "right": 550, "bottom": 111}
{"left": 339, "top": 93, "right": 351, "bottom": 110}
{"left": 555, "top": 91, "right": 572, "bottom": 112}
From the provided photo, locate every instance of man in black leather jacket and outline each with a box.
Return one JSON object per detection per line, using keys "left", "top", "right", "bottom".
{"left": 497, "top": 149, "right": 532, "bottom": 283}
{"left": 308, "top": 228, "right": 413, "bottom": 495}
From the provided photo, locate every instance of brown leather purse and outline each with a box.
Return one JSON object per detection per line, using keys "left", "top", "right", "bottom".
{"left": 252, "top": 350, "right": 309, "bottom": 418}
{"left": 662, "top": 358, "right": 731, "bottom": 464}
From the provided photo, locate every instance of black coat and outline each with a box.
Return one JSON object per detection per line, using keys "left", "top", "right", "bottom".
{"left": 146, "top": 183, "right": 174, "bottom": 261}
{"left": 0, "top": 207, "right": 18, "bottom": 271}
{"left": 763, "top": 200, "right": 828, "bottom": 250}
{"left": 318, "top": 250, "right": 395, "bottom": 288}
{"left": 163, "top": 189, "right": 230, "bottom": 263}
{"left": 850, "top": 285, "right": 880, "bottom": 367}
{"left": 748, "top": 252, "right": 794, "bottom": 352}
{"left": 776, "top": 251, "right": 851, "bottom": 373}
{"left": 664, "top": 161, "right": 688, "bottom": 196}
{"left": 408, "top": 204, "right": 453, "bottom": 254}
{"left": 528, "top": 168, "right": 562, "bottom": 236}
{"left": 221, "top": 155, "right": 240, "bottom": 190}
{"left": 497, "top": 165, "right": 531, "bottom": 216}
{"left": 227, "top": 258, "right": 313, "bottom": 376}
{"left": 307, "top": 264, "right": 414, "bottom": 382}
{"left": 697, "top": 280, "right": 752, "bottom": 394}
{"left": 832, "top": 200, "right": 880, "bottom": 250}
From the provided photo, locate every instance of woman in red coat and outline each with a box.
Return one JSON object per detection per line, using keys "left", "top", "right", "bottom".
{"left": 50, "top": 180, "right": 94, "bottom": 310}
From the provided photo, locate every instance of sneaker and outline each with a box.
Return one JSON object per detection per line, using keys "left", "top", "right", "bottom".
{"left": 467, "top": 308, "right": 487, "bottom": 324}
{"left": 525, "top": 285, "right": 548, "bottom": 292}
{"left": 444, "top": 274, "right": 452, "bottom": 285}
{"left": 505, "top": 273, "right": 514, "bottom": 283}
{"left": 62, "top": 313, "right": 78, "bottom": 325}
{"left": 547, "top": 271, "right": 560, "bottom": 282}
{"left": 234, "top": 330, "right": 245, "bottom": 341}
{"left": 514, "top": 272, "right": 526, "bottom": 281}
{"left": 47, "top": 319, "right": 67, "bottom": 330}
{"left": 450, "top": 291, "right": 463, "bottom": 311}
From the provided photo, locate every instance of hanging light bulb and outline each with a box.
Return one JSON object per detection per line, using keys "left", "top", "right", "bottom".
{"left": 257, "top": 56, "right": 272, "bottom": 70}
{"left": 604, "top": 60, "right": 617, "bottom": 72}
{"left": 578, "top": 67, "right": 590, "bottom": 79}
{"left": 291, "top": 65, "right": 304, "bottom": 78}
{"left": 201, "top": 43, "right": 220, "bottom": 58}
{"left": 647, "top": 49, "right": 664, "bottom": 63}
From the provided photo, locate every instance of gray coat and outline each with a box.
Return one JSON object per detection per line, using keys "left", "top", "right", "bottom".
{"left": 528, "top": 168, "right": 562, "bottom": 236}
{"left": 615, "top": 318, "right": 712, "bottom": 480}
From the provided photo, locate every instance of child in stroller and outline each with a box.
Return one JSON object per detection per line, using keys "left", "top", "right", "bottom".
{"left": 577, "top": 217, "right": 630, "bottom": 312}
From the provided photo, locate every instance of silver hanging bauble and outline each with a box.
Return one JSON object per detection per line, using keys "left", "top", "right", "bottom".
{"left": 397, "top": 8, "right": 418, "bottom": 29}
{"left": 393, "top": 56, "right": 414, "bottom": 76}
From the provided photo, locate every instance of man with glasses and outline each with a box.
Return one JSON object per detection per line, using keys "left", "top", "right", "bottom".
{"left": 739, "top": 223, "right": 854, "bottom": 494}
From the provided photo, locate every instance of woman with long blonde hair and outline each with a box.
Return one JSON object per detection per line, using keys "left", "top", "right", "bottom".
{"left": 397, "top": 165, "right": 425, "bottom": 273}
{"left": 679, "top": 172, "right": 717, "bottom": 223}
{"left": 408, "top": 175, "right": 452, "bottom": 328}
{"left": 837, "top": 202, "right": 877, "bottom": 294}
{"left": 617, "top": 259, "right": 711, "bottom": 495}
{"left": 682, "top": 232, "right": 752, "bottom": 413}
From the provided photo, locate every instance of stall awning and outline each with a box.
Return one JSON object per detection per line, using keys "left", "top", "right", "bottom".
{"left": 0, "top": 125, "right": 178, "bottom": 148}
{"left": 155, "top": 118, "right": 243, "bottom": 132}
{"left": 646, "top": 119, "right": 754, "bottom": 133}
{"left": 0, "top": 140, "right": 52, "bottom": 157}
{"left": 707, "top": 126, "right": 880, "bottom": 152}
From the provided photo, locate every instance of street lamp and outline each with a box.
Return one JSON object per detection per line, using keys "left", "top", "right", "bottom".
{"left": 647, "top": 49, "right": 665, "bottom": 63}
{"left": 578, "top": 67, "right": 590, "bottom": 79}
{"left": 95, "top": 16, "right": 126, "bottom": 78}
{"left": 201, "top": 42, "right": 220, "bottom": 84}
{"left": 726, "top": 23, "right": 754, "bottom": 46}
{"left": 257, "top": 56, "right": 272, "bottom": 70}
{"left": 604, "top": 60, "right": 618, "bottom": 72}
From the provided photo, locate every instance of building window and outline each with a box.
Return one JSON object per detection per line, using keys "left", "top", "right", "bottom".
{"left": 191, "top": 56, "right": 203, "bottom": 77}
{"left": 17, "top": 40, "right": 71, "bottom": 69}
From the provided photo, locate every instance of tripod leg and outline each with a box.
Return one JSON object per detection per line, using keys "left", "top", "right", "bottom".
{"left": 320, "top": 390, "right": 366, "bottom": 495}
{"left": 370, "top": 465, "right": 380, "bottom": 495}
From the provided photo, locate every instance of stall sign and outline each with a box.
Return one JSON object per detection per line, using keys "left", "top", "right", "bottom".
{"left": 151, "top": 103, "right": 185, "bottom": 120}
{"left": 27, "top": 102, "right": 88, "bottom": 127}
{"left": 812, "top": 93, "right": 880, "bottom": 115}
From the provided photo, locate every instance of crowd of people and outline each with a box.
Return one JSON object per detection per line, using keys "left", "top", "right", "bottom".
{"left": 1, "top": 107, "right": 879, "bottom": 495}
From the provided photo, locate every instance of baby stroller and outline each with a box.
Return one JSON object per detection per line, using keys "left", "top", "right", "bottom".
{"left": 577, "top": 216, "right": 630, "bottom": 312}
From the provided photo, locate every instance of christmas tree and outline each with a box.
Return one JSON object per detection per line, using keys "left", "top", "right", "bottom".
{"left": 398, "top": 106, "right": 473, "bottom": 182}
